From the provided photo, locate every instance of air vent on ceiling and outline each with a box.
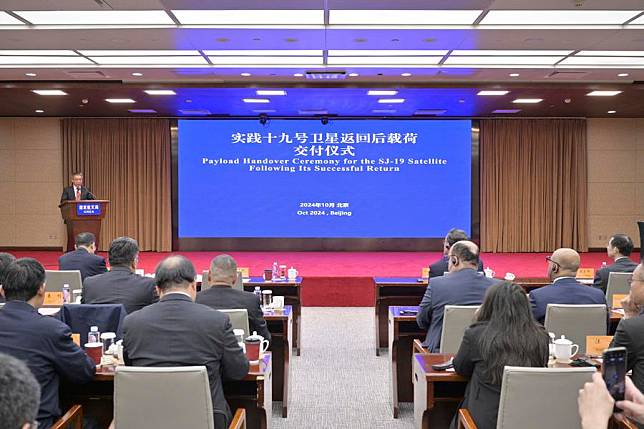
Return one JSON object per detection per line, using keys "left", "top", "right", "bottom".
{"left": 414, "top": 109, "right": 447, "bottom": 116}
{"left": 546, "top": 70, "right": 589, "bottom": 79}
{"left": 305, "top": 70, "right": 346, "bottom": 80}
{"left": 65, "top": 70, "right": 109, "bottom": 79}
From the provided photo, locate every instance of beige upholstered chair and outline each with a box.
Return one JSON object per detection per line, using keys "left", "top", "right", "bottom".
{"left": 114, "top": 366, "right": 214, "bottom": 429}
{"left": 219, "top": 309, "right": 250, "bottom": 338}
{"left": 458, "top": 366, "right": 595, "bottom": 429}
{"left": 45, "top": 270, "right": 82, "bottom": 293}
{"left": 544, "top": 304, "right": 607, "bottom": 354}
{"left": 439, "top": 305, "right": 480, "bottom": 354}
{"left": 606, "top": 272, "right": 632, "bottom": 308}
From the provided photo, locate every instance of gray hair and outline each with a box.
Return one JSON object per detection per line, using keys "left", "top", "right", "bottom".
{"left": 155, "top": 255, "right": 196, "bottom": 291}
{"left": 209, "top": 254, "right": 238, "bottom": 283}
{"left": 0, "top": 353, "right": 40, "bottom": 429}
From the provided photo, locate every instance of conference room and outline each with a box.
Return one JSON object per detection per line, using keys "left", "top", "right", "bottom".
{"left": 0, "top": 1, "right": 644, "bottom": 429}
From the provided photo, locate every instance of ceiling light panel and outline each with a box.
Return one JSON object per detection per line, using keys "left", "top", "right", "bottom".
{"left": 32, "top": 90, "right": 67, "bottom": 96}
{"left": 91, "top": 56, "right": 208, "bottom": 65}
{"left": 559, "top": 57, "right": 644, "bottom": 66}
{"left": 256, "top": 90, "right": 286, "bottom": 96}
{"left": 208, "top": 56, "right": 323, "bottom": 65}
{"left": 0, "top": 57, "right": 94, "bottom": 65}
{"left": 444, "top": 56, "right": 564, "bottom": 65}
{"left": 587, "top": 91, "right": 622, "bottom": 96}
{"left": 513, "top": 98, "right": 543, "bottom": 103}
{"left": 0, "top": 50, "right": 79, "bottom": 55}
{"left": 172, "top": 10, "right": 323, "bottom": 25}
{"left": 378, "top": 99, "right": 405, "bottom": 103}
{"left": 630, "top": 15, "right": 644, "bottom": 24}
{"left": 329, "top": 10, "right": 482, "bottom": 25}
{"left": 106, "top": 98, "right": 136, "bottom": 103}
{"left": 144, "top": 90, "right": 176, "bottom": 95}
{"left": 328, "top": 50, "right": 448, "bottom": 56}
{"left": 477, "top": 90, "right": 509, "bottom": 96}
{"left": 452, "top": 50, "right": 573, "bottom": 56}
{"left": 0, "top": 12, "right": 24, "bottom": 25}
{"left": 575, "top": 51, "right": 644, "bottom": 56}
{"left": 328, "top": 57, "right": 442, "bottom": 65}
{"left": 204, "top": 50, "right": 322, "bottom": 56}
{"left": 368, "top": 90, "right": 398, "bottom": 96}
{"left": 14, "top": 10, "right": 175, "bottom": 25}
{"left": 80, "top": 50, "right": 201, "bottom": 56}
{"left": 480, "top": 10, "right": 641, "bottom": 25}
{"left": 243, "top": 98, "right": 270, "bottom": 103}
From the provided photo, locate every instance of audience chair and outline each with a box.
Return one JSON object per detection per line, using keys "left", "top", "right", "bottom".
{"left": 606, "top": 272, "right": 632, "bottom": 308}
{"left": 458, "top": 366, "right": 595, "bottom": 429}
{"left": 229, "top": 409, "right": 247, "bottom": 429}
{"left": 45, "top": 270, "right": 82, "bottom": 294}
{"left": 219, "top": 309, "right": 250, "bottom": 338}
{"left": 51, "top": 404, "right": 83, "bottom": 429}
{"left": 114, "top": 366, "right": 214, "bottom": 429}
{"left": 544, "top": 304, "right": 607, "bottom": 354}
{"left": 439, "top": 305, "right": 480, "bottom": 354}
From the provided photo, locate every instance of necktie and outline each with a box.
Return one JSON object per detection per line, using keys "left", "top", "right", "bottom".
{"left": 75, "top": 188, "right": 81, "bottom": 201}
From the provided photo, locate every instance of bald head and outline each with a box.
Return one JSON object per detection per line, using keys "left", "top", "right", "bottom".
{"left": 155, "top": 255, "right": 196, "bottom": 293}
{"left": 548, "top": 248, "right": 580, "bottom": 279}
{"left": 448, "top": 240, "right": 480, "bottom": 272}
{"left": 209, "top": 254, "right": 238, "bottom": 285}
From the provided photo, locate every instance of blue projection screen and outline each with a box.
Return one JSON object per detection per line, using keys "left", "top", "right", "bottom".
{"left": 177, "top": 119, "right": 473, "bottom": 240}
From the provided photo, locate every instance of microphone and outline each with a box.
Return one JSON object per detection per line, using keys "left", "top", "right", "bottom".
{"left": 85, "top": 189, "right": 97, "bottom": 200}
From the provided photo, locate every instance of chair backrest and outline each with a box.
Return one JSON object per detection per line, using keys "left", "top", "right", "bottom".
{"left": 114, "top": 366, "right": 214, "bottom": 429}
{"left": 219, "top": 309, "right": 250, "bottom": 338}
{"left": 45, "top": 270, "right": 82, "bottom": 293}
{"left": 544, "top": 304, "right": 607, "bottom": 354}
{"left": 439, "top": 305, "right": 480, "bottom": 354}
{"left": 496, "top": 366, "right": 595, "bottom": 429}
{"left": 606, "top": 272, "right": 632, "bottom": 307}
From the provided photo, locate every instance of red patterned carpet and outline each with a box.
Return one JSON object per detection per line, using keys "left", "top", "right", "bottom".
{"left": 11, "top": 250, "right": 632, "bottom": 307}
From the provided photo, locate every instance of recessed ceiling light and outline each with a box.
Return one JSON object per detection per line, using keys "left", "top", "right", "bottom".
{"left": 185, "top": 99, "right": 192, "bottom": 103}
{"left": 368, "top": 90, "right": 398, "bottom": 96}
{"left": 32, "top": 89, "right": 67, "bottom": 96}
{"left": 378, "top": 98, "right": 405, "bottom": 103}
{"left": 128, "top": 109, "right": 157, "bottom": 113}
{"left": 617, "top": 73, "right": 629, "bottom": 77}
{"left": 13, "top": 10, "right": 175, "bottom": 25}
{"left": 240, "top": 72, "right": 251, "bottom": 77}
{"left": 587, "top": 90, "right": 622, "bottom": 96}
{"left": 243, "top": 98, "right": 270, "bottom": 103}
{"left": 401, "top": 72, "right": 412, "bottom": 77}
{"left": 513, "top": 98, "right": 543, "bottom": 103}
{"left": 131, "top": 72, "right": 143, "bottom": 77}
{"left": 25, "top": 72, "right": 37, "bottom": 77}
{"left": 509, "top": 73, "right": 520, "bottom": 77}
{"left": 607, "top": 110, "right": 617, "bottom": 114}
{"left": 105, "top": 98, "right": 136, "bottom": 103}
{"left": 171, "top": 10, "right": 324, "bottom": 25}
{"left": 144, "top": 89, "right": 176, "bottom": 95}
{"left": 256, "top": 90, "right": 286, "bottom": 96}
{"left": 34, "top": 109, "right": 44, "bottom": 113}
{"left": 293, "top": 73, "right": 304, "bottom": 77}
{"left": 348, "top": 72, "right": 359, "bottom": 77}
{"left": 477, "top": 90, "right": 509, "bottom": 96}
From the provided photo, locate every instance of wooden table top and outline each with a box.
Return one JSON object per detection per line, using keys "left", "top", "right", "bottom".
{"left": 245, "top": 277, "right": 302, "bottom": 286}
{"left": 389, "top": 305, "right": 420, "bottom": 321}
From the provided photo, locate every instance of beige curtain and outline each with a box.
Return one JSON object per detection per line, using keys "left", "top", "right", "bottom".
{"left": 480, "top": 119, "right": 588, "bottom": 252}
{"left": 62, "top": 118, "right": 172, "bottom": 251}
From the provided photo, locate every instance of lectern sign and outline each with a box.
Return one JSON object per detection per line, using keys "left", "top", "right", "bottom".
{"left": 76, "top": 203, "right": 101, "bottom": 216}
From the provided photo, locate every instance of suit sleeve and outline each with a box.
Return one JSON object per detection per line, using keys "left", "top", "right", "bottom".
{"left": 220, "top": 317, "right": 250, "bottom": 381}
{"left": 97, "top": 257, "right": 107, "bottom": 274}
{"left": 416, "top": 285, "right": 433, "bottom": 329}
{"left": 85, "top": 189, "right": 96, "bottom": 200}
{"left": 60, "top": 188, "right": 68, "bottom": 203}
{"left": 592, "top": 268, "right": 608, "bottom": 291}
{"left": 453, "top": 327, "right": 476, "bottom": 378}
{"left": 528, "top": 292, "right": 544, "bottom": 324}
{"left": 146, "top": 280, "right": 159, "bottom": 305}
{"left": 249, "top": 298, "right": 271, "bottom": 343}
{"left": 611, "top": 320, "right": 635, "bottom": 372}
{"left": 49, "top": 322, "right": 96, "bottom": 383}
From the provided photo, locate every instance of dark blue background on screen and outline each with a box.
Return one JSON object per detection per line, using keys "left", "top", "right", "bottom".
{"left": 178, "top": 119, "right": 472, "bottom": 238}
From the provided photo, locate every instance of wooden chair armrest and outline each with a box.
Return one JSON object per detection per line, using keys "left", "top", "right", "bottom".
{"left": 612, "top": 415, "right": 638, "bottom": 429}
{"left": 458, "top": 409, "right": 478, "bottom": 429}
{"left": 51, "top": 404, "right": 83, "bottom": 429}
{"left": 413, "top": 339, "right": 428, "bottom": 354}
{"left": 228, "top": 408, "right": 246, "bottom": 429}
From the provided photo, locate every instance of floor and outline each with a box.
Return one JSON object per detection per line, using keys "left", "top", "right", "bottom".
{"left": 271, "top": 307, "right": 415, "bottom": 429}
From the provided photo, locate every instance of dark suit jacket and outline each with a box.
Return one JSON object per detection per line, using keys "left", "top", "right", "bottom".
{"left": 82, "top": 267, "right": 158, "bottom": 314}
{"left": 58, "top": 247, "right": 107, "bottom": 280}
{"left": 592, "top": 257, "right": 639, "bottom": 292}
{"left": 0, "top": 300, "right": 96, "bottom": 429}
{"left": 529, "top": 277, "right": 607, "bottom": 324}
{"left": 196, "top": 285, "right": 271, "bottom": 343}
{"left": 60, "top": 186, "right": 95, "bottom": 202}
{"left": 122, "top": 293, "right": 249, "bottom": 427}
{"left": 416, "top": 268, "right": 498, "bottom": 352}
{"left": 611, "top": 315, "right": 644, "bottom": 394}
{"left": 450, "top": 322, "right": 549, "bottom": 429}
{"left": 429, "top": 255, "right": 484, "bottom": 278}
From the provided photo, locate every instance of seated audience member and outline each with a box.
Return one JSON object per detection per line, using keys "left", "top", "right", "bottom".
{"left": 58, "top": 232, "right": 107, "bottom": 280}
{"left": 82, "top": 236, "right": 157, "bottom": 314}
{"left": 0, "top": 353, "right": 41, "bottom": 429}
{"left": 610, "top": 264, "right": 644, "bottom": 393}
{"left": 578, "top": 373, "right": 644, "bottom": 429}
{"left": 529, "top": 248, "right": 606, "bottom": 324}
{"left": 196, "top": 254, "right": 270, "bottom": 342}
{"left": 593, "top": 234, "right": 638, "bottom": 292}
{"left": 0, "top": 251, "right": 16, "bottom": 303}
{"left": 0, "top": 258, "right": 96, "bottom": 429}
{"left": 451, "top": 282, "right": 549, "bottom": 429}
{"left": 417, "top": 241, "right": 499, "bottom": 352}
{"left": 123, "top": 255, "right": 249, "bottom": 429}
{"left": 428, "top": 228, "right": 484, "bottom": 278}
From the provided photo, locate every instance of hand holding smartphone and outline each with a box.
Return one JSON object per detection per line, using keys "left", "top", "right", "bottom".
{"left": 602, "top": 347, "right": 627, "bottom": 409}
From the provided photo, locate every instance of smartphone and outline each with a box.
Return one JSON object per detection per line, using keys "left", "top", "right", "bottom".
{"left": 400, "top": 309, "right": 418, "bottom": 315}
{"left": 431, "top": 359, "right": 454, "bottom": 371}
{"left": 602, "top": 347, "right": 627, "bottom": 405}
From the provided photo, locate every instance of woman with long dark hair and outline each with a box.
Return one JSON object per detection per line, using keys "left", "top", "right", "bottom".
{"left": 450, "top": 281, "right": 550, "bottom": 429}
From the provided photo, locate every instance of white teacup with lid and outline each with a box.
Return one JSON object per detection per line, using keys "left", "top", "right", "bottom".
{"left": 554, "top": 335, "right": 579, "bottom": 363}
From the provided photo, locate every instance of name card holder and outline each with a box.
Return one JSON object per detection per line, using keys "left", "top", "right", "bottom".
{"left": 586, "top": 335, "right": 614, "bottom": 357}
{"left": 238, "top": 267, "right": 250, "bottom": 278}
{"left": 421, "top": 267, "right": 430, "bottom": 280}
{"left": 44, "top": 292, "right": 63, "bottom": 306}
{"left": 576, "top": 267, "right": 595, "bottom": 279}
{"left": 613, "top": 294, "right": 628, "bottom": 309}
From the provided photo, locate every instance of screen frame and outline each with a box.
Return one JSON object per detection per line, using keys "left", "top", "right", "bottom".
{"left": 171, "top": 118, "right": 480, "bottom": 251}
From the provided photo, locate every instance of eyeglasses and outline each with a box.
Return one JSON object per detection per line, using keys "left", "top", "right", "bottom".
{"left": 545, "top": 256, "right": 561, "bottom": 268}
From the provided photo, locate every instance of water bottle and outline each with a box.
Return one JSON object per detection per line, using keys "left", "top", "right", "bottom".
{"left": 272, "top": 261, "right": 279, "bottom": 280}
{"left": 88, "top": 326, "right": 101, "bottom": 344}
{"left": 601, "top": 261, "right": 607, "bottom": 270}
{"left": 62, "top": 284, "right": 70, "bottom": 304}
{"left": 253, "top": 286, "right": 262, "bottom": 303}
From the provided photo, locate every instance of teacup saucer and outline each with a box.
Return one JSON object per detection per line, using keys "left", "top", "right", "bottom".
{"left": 555, "top": 358, "right": 572, "bottom": 364}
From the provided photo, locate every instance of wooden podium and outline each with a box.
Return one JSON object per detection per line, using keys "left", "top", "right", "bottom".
{"left": 59, "top": 200, "right": 110, "bottom": 252}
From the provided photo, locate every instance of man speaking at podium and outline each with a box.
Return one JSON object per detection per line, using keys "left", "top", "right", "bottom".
{"left": 60, "top": 172, "right": 96, "bottom": 202}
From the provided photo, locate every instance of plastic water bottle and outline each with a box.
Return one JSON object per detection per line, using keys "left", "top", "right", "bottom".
{"left": 88, "top": 326, "right": 100, "bottom": 344}
{"left": 272, "top": 261, "right": 279, "bottom": 280}
{"left": 62, "top": 284, "right": 70, "bottom": 304}
{"left": 601, "top": 261, "right": 607, "bottom": 270}
{"left": 254, "top": 286, "right": 262, "bottom": 303}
